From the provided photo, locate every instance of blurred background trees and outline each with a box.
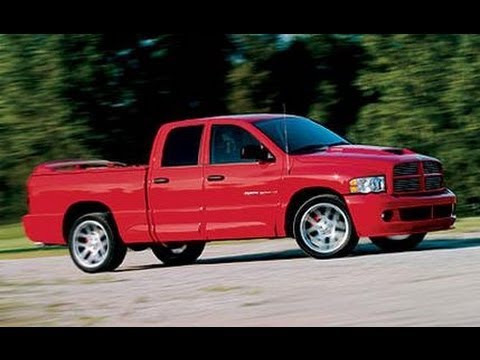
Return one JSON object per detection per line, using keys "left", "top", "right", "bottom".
{"left": 349, "top": 34, "right": 480, "bottom": 216}
{"left": 0, "top": 34, "right": 478, "bottom": 222}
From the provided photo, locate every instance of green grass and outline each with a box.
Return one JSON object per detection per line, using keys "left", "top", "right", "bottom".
{"left": 0, "top": 223, "right": 66, "bottom": 259}
{"left": 0, "top": 248, "right": 67, "bottom": 260}
{"left": 0, "top": 215, "right": 479, "bottom": 260}
{"left": 441, "top": 216, "right": 480, "bottom": 234}
{"left": 0, "top": 223, "right": 32, "bottom": 249}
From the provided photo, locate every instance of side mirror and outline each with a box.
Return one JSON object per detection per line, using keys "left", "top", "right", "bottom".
{"left": 241, "top": 145, "right": 275, "bottom": 163}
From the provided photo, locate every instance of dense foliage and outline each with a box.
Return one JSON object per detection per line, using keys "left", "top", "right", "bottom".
{"left": 0, "top": 34, "right": 478, "bottom": 221}
{"left": 349, "top": 35, "right": 480, "bottom": 215}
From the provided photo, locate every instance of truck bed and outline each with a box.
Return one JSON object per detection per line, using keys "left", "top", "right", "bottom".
{"left": 24, "top": 160, "right": 150, "bottom": 245}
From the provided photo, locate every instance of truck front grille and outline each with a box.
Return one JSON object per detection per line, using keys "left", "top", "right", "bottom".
{"left": 393, "top": 161, "right": 444, "bottom": 194}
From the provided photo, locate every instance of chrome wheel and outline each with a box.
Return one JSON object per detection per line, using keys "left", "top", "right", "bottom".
{"left": 151, "top": 242, "right": 206, "bottom": 266}
{"left": 72, "top": 220, "right": 110, "bottom": 269}
{"left": 370, "top": 233, "right": 426, "bottom": 252}
{"left": 299, "top": 203, "right": 350, "bottom": 254}
{"left": 386, "top": 235, "right": 410, "bottom": 241}
{"left": 168, "top": 244, "right": 188, "bottom": 255}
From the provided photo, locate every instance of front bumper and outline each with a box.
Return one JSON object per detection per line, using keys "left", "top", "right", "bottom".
{"left": 344, "top": 189, "right": 456, "bottom": 238}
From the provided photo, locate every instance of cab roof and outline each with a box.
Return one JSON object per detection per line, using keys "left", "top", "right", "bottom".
{"left": 170, "top": 113, "right": 302, "bottom": 125}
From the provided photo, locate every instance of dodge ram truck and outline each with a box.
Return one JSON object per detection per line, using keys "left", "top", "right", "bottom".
{"left": 23, "top": 114, "right": 457, "bottom": 273}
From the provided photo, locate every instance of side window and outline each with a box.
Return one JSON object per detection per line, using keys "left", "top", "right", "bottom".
{"left": 162, "top": 125, "right": 204, "bottom": 167}
{"left": 210, "top": 125, "right": 261, "bottom": 164}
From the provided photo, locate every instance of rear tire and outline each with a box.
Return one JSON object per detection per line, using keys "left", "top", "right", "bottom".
{"left": 370, "top": 233, "right": 426, "bottom": 252}
{"left": 68, "top": 213, "right": 127, "bottom": 273}
{"left": 151, "top": 242, "right": 205, "bottom": 266}
{"left": 293, "top": 195, "right": 359, "bottom": 259}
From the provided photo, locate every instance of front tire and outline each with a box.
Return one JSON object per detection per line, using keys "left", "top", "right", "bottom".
{"left": 293, "top": 195, "right": 359, "bottom": 259}
{"left": 68, "top": 213, "right": 127, "bottom": 273}
{"left": 151, "top": 242, "right": 205, "bottom": 266}
{"left": 370, "top": 233, "right": 426, "bottom": 252}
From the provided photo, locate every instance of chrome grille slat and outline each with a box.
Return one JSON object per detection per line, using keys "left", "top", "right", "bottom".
{"left": 423, "top": 160, "right": 442, "bottom": 174}
{"left": 394, "top": 177, "right": 421, "bottom": 192}
{"left": 393, "top": 162, "right": 419, "bottom": 176}
{"left": 425, "top": 175, "right": 443, "bottom": 190}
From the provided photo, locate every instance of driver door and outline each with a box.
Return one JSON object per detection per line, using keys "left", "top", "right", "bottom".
{"left": 203, "top": 122, "right": 282, "bottom": 240}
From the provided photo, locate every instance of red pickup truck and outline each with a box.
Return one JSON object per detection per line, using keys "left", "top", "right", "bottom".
{"left": 23, "top": 114, "right": 456, "bottom": 273}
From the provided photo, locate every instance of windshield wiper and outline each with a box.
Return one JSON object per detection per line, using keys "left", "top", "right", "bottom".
{"left": 327, "top": 141, "right": 350, "bottom": 148}
{"left": 290, "top": 141, "right": 350, "bottom": 155}
{"left": 290, "top": 144, "right": 329, "bottom": 155}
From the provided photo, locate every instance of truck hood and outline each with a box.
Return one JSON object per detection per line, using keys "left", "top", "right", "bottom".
{"left": 292, "top": 144, "right": 438, "bottom": 173}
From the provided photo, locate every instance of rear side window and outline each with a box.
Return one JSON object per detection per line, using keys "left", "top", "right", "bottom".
{"left": 162, "top": 125, "right": 204, "bottom": 167}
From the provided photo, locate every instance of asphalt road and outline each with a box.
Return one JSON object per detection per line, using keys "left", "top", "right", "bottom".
{"left": 1, "top": 233, "right": 480, "bottom": 326}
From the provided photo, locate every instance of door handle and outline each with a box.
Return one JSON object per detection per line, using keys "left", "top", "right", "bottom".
{"left": 153, "top": 177, "right": 170, "bottom": 184}
{"left": 207, "top": 175, "right": 225, "bottom": 182}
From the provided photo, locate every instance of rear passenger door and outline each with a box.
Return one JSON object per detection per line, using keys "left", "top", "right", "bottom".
{"left": 148, "top": 124, "right": 205, "bottom": 242}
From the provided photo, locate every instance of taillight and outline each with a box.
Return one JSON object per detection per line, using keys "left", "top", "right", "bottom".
{"left": 26, "top": 178, "right": 31, "bottom": 213}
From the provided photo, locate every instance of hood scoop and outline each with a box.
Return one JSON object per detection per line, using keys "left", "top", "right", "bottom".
{"left": 326, "top": 145, "right": 414, "bottom": 156}
{"left": 382, "top": 148, "right": 406, "bottom": 155}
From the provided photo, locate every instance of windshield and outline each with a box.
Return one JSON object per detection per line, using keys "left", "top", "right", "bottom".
{"left": 253, "top": 116, "right": 350, "bottom": 154}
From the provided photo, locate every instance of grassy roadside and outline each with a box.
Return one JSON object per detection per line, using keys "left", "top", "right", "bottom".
{"left": 0, "top": 249, "right": 67, "bottom": 260}
{"left": 1, "top": 216, "right": 479, "bottom": 260}
{"left": 442, "top": 217, "right": 480, "bottom": 234}
{"left": 0, "top": 223, "right": 67, "bottom": 260}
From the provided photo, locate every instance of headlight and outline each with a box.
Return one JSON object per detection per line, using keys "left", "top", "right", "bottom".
{"left": 349, "top": 176, "right": 385, "bottom": 194}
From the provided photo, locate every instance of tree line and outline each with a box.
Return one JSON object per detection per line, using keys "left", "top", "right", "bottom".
{"left": 0, "top": 34, "right": 478, "bottom": 222}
